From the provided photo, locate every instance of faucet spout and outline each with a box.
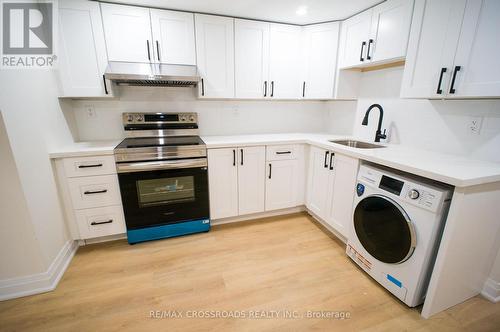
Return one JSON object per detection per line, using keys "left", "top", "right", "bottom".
{"left": 362, "top": 104, "right": 387, "bottom": 143}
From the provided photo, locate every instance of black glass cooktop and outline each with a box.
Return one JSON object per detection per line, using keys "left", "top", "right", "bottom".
{"left": 115, "top": 136, "right": 205, "bottom": 149}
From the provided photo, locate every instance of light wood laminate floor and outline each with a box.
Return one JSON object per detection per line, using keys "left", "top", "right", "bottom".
{"left": 1, "top": 213, "right": 499, "bottom": 331}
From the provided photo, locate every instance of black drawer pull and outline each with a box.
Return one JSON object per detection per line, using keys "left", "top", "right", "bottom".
{"left": 78, "top": 163, "right": 103, "bottom": 169}
{"left": 324, "top": 151, "right": 329, "bottom": 168}
{"left": 302, "top": 81, "right": 306, "bottom": 97}
{"left": 232, "top": 149, "right": 236, "bottom": 166}
{"left": 268, "top": 163, "right": 272, "bottom": 179}
{"left": 240, "top": 149, "right": 244, "bottom": 166}
{"left": 263, "top": 81, "right": 267, "bottom": 97}
{"left": 102, "top": 75, "right": 108, "bottom": 95}
{"left": 329, "top": 152, "right": 334, "bottom": 170}
{"left": 201, "top": 78, "right": 205, "bottom": 96}
{"left": 270, "top": 81, "right": 274, "bottom": 97}
{"left": 449, "top": 66, "right": 461, "bottom": 94}
{"left": 436, "top": 67, "right": 447, "bottom": 94}
{"left": 156, "top": 40, "right": 161, "bottom": 61}
{"left": 84, "top": 189, "right": 108, "bottom": 195}
{"left": 146, "top": 40, "right": 151, "bottom": 61}
{"left": 276, "top": 151, "right": 291, "bottom": 155}
{"left": 91, "top": 219, "right": 113, "bottom": 226}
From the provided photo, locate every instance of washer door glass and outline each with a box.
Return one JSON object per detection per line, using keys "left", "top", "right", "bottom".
{"left": 354, "top": 195, "right": 415, "bottom": 264}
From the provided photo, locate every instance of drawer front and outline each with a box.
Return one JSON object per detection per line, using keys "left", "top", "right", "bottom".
{"left": 68, "top": 175, "right": 121, "bottom": 209}
{"left": 63, "top": 155, "right": 116, "bottom": 178}
{"left": 266, "top": 145, "right": 297, "bottom": 161}
{"left": 75, "top": 205, "right": 126, "bottom": 239}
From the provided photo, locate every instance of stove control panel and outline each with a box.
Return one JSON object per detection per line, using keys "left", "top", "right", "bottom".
{"left": 123, "top": 112, "right": 198, "bottom": 125}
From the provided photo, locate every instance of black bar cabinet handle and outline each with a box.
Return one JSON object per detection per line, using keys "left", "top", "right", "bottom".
{"left": 270, "top": 81, "right": 274, "bottom": 97}
{"left": 84, "top": 189, "right": 108, "bottom": 195}
{"left": 240, "top": 149, "right": 243, "bottom": 166}
{"left": 102, "top": 75, "right": 108, "bottom": 95}
{"left": 329, "top": 152, "right": 334, "bottom": 170}
{"left": 201, "top": 78, "right": 205, "bottom": 96}
{"left": 156, "top": 40, "right": 161, "bottom": 61}
{"left": 436, "top": 67, "right": 447, "bottom": 94}
{"left": 360, "top": 41, "right": 366, "bottom": 62}
{"left": 146, "top": 40, "right": 151, "bottom": 61}
{"left": 232, "top": 149, "right": 236, "bottom": 166}
{"left": 268, "top": 163, "right": 272, "bottom": 179}
{"left": 91, "top": 219, "right": 113, "bottom": 226}
{"left": 449, "top": 66, "right": 461, "bottom": 94}
{"left": 323, "top": 151, "right": 329, "bottom": 168}
{"left": 302, "top": 81, "right": 306, "bottom": 97}
{"left": 263, "top": 81, "right": 267, "bottom": 97}
{"left": 276, "top": 151, "right": 291, "bottom": 155}
{"left": 366, "top": 39, "right": 373, "bottom": 60}
{"left": 78, "top": 163, "right": 103, "bottom": 169}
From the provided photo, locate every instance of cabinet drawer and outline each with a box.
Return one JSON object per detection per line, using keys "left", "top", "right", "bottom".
{"left": 62, "top": 155, "right": 116, "bottom": 178}
{"left": 68, "top": 175, "right": 121, "bottom": 209}
{"left": 266, "top": 145, "right": 297, "bottom": 161}
{"left": 75, "top": 205, "right": 126, "bottom": 239}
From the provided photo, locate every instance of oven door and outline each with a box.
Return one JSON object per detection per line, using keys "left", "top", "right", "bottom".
{"left": 117, "top": 159, "right": 209, "bottom": 230}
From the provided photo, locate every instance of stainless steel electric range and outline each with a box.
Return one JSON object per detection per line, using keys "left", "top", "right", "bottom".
{"left": 114, "top": 112, "right": 209, "bottom": 244}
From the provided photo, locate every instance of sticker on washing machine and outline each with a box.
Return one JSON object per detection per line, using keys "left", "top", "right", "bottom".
{"left": 347, "top": 244, "right": 372, "bottom": 271}
{"left": 386, "top": 274, "right": 402, "bottom": 288}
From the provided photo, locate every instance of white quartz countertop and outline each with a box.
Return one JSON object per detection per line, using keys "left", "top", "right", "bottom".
{"left": 48, "top": 140, "right": 120, "bottom": 159}
{"left": 48, "top": 134, "right": 500, "bottom": 187}
{"left": 202, "top": 133, "right": 500, "bottom": 188}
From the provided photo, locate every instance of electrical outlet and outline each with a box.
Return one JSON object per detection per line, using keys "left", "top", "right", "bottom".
{"left": 84, "top": 105, "right": 96, "bottom": 119}
{"left": 468, "top": 116, "right": 483, "bottom": 135}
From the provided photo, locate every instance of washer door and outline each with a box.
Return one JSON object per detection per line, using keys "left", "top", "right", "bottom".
{"left": 353, "top": 195, "right": 416, "bottom": 264}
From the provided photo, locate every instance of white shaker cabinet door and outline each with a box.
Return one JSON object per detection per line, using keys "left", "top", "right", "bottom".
{"left": 338, "top": 9, "right": 372, "bottom": 69}
{"left": 268, "top": 23, "right": 303, "bottom": 99}
{"left": 58, "top": 0, "right": 111, "bottom": 97}
{"left": 195, "top": 14, "right": 235, "bottom": 98}
{"left": 150, "top": 9, "right": 196, "bottom": 65}
{"left": 266, "top": 160, "right": 299, "bottom": 211}
{"left": 101, "top": 3, "right": 153, "bottom": 63}
{"left": 306, "top": 146, "right": 332, "bottom": 221}
{"left": 208, "top": 148, "right": 239, "bottom": 220}
{"left": 237, "top": 147, "right": 266, "bottom": 215}
{"left": 234, "top": 19, "right": 270, "bottom": 99}
{"left": 450, "top": 0, "right": 500, "bottom": 98}
{"left": 369, "top": 0, "right": 414, "bottom": 63}
{"left": 400, "top": 0, "right": 467, "bottom": 98}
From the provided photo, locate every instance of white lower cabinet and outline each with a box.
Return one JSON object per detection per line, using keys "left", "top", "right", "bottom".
{"left": 306, "top": 146, "right": 359, "bottom": 238}
{"left": 208, "top": 146, "right": 265, "bottom": 219}
{"left": 54, "top": 155, "right": 126, "bottom": 240}
{"left": 265, "top": 145, "right": 305, "bottom": 211}
{"left": 325, "top": 154, "right": 360, "bottom": 238}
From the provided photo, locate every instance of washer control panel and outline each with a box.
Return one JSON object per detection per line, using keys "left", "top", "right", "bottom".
{"left": 357, "top": 165, "right": 451, "bottom": 213}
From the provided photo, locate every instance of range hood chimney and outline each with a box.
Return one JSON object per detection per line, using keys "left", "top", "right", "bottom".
{"left": 104, "top": 61, "right": 200, "bottom": 87}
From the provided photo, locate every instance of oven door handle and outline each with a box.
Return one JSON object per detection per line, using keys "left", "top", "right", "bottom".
{"left": 116, "top": 159, "right": 207, "bottom": 173}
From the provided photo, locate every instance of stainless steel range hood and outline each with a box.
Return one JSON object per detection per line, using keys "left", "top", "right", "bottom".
{"left": 104, "top": 61, "right": 200, "bottom": 87}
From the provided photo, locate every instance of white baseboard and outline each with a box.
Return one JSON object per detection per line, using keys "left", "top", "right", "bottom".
{"left": 0, "top": 240, "right": 78, "bottom": 301}
{"left": 481, "top": 278, "right": 500, "bottom": 303}
{"left": 211, "top": 206, "right": 306, "bottom": 226}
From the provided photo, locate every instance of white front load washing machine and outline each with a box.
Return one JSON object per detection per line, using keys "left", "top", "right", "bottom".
{"left": 346, "top": 164, "right": 452, "bottom": 307}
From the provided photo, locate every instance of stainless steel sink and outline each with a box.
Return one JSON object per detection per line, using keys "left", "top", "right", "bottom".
{"left": 329, "top": 139, "right": 385, "bottom": 149}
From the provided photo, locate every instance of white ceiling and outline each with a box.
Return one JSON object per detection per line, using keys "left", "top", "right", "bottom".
{"left": 105, "top": 0, "right": 385, "bottom": 25}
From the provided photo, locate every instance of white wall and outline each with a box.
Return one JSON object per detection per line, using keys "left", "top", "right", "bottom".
{"left": 0, "top": 113, "right": 46, "bottom": 279}
{"left": 0, "top": 70, "right": 73, "bottom": 276}
{"left": 327, "top": 66, "right": 500, "bottom": 163}
{"left": 70, "top": 87, "right": 328, "bottom": 141}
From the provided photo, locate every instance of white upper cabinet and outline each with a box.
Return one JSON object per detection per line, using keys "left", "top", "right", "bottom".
{"left": 58, "top": 0, "right": 111, "bottom": 97}
{"left": 101, "top": 3, "right": 152, "bottom": 63}
{"left": 302, "top": 22, "right": 340, "bottom": 99}
{"left": 450, "top": 0, "right": 500, "bottom": 98}
{"left": 195, "top": 14, "right": 235, "bottom": 98}
{"left": 150, "top": 9, "right": 196, "bottom": 65}
{"left": 234, "top": 19, "right": 270, "bottom": 99}
{"left": 338, "top": 0, "right": 413, "bottom": 69}
{"left": 338, "top": 9, "right": 373, "bottom": 68}
{"left": 268, "top": 23, "right": 303, "bottom": 99}
{"left": 401, "top": 0, "right": 500, "bottom": 98}
{"left": 401, "top": 0, "right": 466, "bottom": 98}
{"left": 369, "top": 0, "right": 414, "bottom": 63}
